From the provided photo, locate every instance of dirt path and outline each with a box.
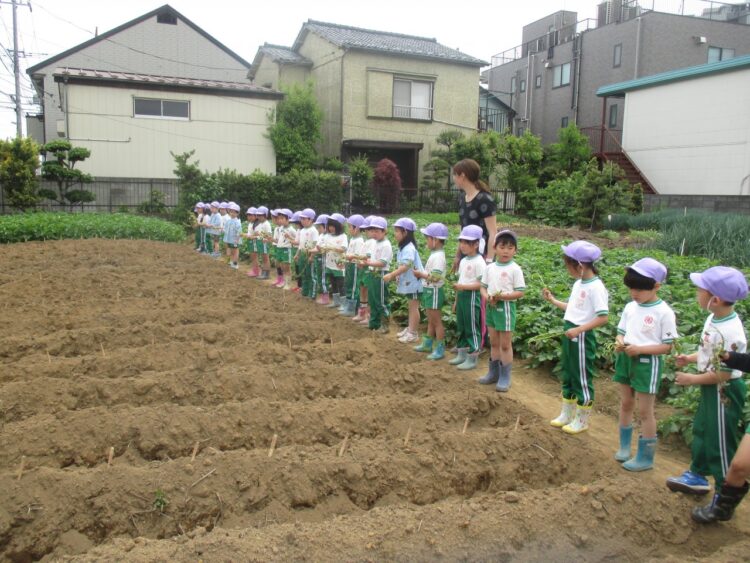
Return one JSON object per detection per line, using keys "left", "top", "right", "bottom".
{"left": 0, "top": 240, "right": 748, "bottom": 562}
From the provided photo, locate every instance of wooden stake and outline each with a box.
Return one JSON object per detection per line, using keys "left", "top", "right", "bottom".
{"left": 513, "top": 415, "right": 520, "bottom": 432}
{"left": 287, "top": 336, "right": 292, "bottom": 350}
{"left": 16, "top": 456, "right": 26, "bottom": 481}
{"left": 268, "top": 434, "right": 278, "bottom": 457}
{"left": 462, "top": 418, "right": 469, "bottom": 435}
{"left": 271, "top": 378, "right": 277, "bottom": 391}
{"left": 107, "top": 447, "right": 114, "bottom": 466}
{"left": 417, "top": 519, "right": 423, "bottom": 533}
{"left": 330, "top": 334, "right": 334, "bottom": 350}
{"left": 403, "top": 426, "right": 412, "bottom": 447}
{"left": 338, "top": 435, "right": 349, "bottom": 458}
{"left": 100, "top": 342, "right": 106, "bottom": 357}
{"left": 190, "top": 441, "right": 200, "bottom": 463}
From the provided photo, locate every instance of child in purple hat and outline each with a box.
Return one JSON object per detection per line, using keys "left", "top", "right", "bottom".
{"left": 254, "top": 207, "right": 273, "bottom": 280}
{"left": 613, "top": 257, "right": 677, "bottom": 471}
{"left": 207, "top": 202, "right": 222, "bottom": 257}
{"left": 542, "top": 240, "right": 609, "bottom": 434}
{"left": 667, "top": 266, "right": 748, "bottom": 497}
{"left": 339, "top": 215, "right": 366, "bottom": 316}
{"left": 413, "top": 222, "right": 449, "bottom": 360}
{"left": 363, "top": 217, "right": 393, "bottom": 333}
{"left": 294, "top": 209, "right": 319, "bottom": 298}
{"left": 384, "top": 218, "right": 423, "bottom": 344}
{"left": 223, "top": 203, "right": 242, "bottom": 269}
{"left": 193, "top": 203, "right": 205, "bottom": 252}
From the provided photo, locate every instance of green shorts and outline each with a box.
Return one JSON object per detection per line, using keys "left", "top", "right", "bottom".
{"left": 326, "top": 267, "right": 344, "bottom": 278}
{"left": 359, "top": 268, "right": 370, "bottom": 287}
{"left": 613, "top": 353, "right": 663, "bottom": 395}
{"left": 400, "top": 292, "right": 420, "bottom": 300}
{"left": 225, "top": 243, "right": 239, "bottom": 249}
{"left": 487, "top": 300, "right": 516, "bottom": 332}
{"left": 420, "top": 286, "right": 445, "bottom": 310}
{"left": 276, "top": 247, "right": 293, "bottom": 264}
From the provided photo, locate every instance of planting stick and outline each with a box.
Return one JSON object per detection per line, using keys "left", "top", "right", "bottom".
{"left": 190, "top": 442, "right": 200, "bottom": 463}
{"left": 514, "top": 415, "right": 521, "bottom": 432}
{"left": 107, "top": 447, "right": 114, "bottom": 466}
{"left": 338, "top": 435, "right": 349, "bottom": 458}
{"left": 462, "top": 418, "right": 469, "bottom": 435}
{"left": 403, "top": 426, "right": 412, "bottom": 447}
{"left": 190, "top": 468, "right": 216, "bottom": 488}
{"left": 16, "top": 456, "right": 26, "bottom": 481}
{"left": 271, "top": 378, "right": 277, "bottom": 391}
{"left": 330, "top": 334, "right": 334, "bottom": 350}
{"left": 287, "top": 336, "right": 292, "bottom": 350}
{"left": 100, "top": 342, "right": 106, "bottom": 357}
{"left": 417, "top": 519, "right": 423, "bottom": 532}
{"left": 268, "top": 433, "right": 278, "bottom": 457}
{"left": 531, "top": 443, "right": 554, "bottom": 459}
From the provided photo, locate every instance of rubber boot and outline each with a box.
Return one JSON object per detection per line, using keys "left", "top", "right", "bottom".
{"left": 477, "top": 359, "right": 500, "bottom": 385}
{"left": 257, "top": 270, "right": 269, "bottom": 280}
{"left": 342, "top": 299, "right": 357, "bottom": 317}
{"left": 496, "top": 363, "right": 512, "bottom": 392}
{"left": 413, "top": 336, "right": 433, "bottom": 353}
{"left": 622, "top": 436, "right": 657, "bottom": 472}
{"left": 562, "top": 404, "right": 592, "bottom": 434}
{"left": 272, "top": 275, "right": 284, "bottom": 287}
{"left": 614, "top": 425, "right": 634, "bottom": 462}
{"left": 427, "top": 340, "right": 445, "bottom": 360}
{"left": 246, "top": 266, "right": 259, "bottom": 278}
{"left": 352, "top": 306, "right": 366, "bottom": 321}
{"left": 448, "top": 348, "right": 468, "bottom": 366}
{"left": 328, "top": 293, "right": 341, "bottom": 308}
{"left": 692, "top": 481, "right": 749, "bottom": 523}
{"left": 550, "top": 397, "right": 577, "bottom": 428}
{"left": 282, "top": 275, "right": 293, "bottom": 290}
{"left": 457, "top": 352, "right": 479, "bottom": 370}
{"left": 337, "top": 297, "right": 348, "bottom": 313}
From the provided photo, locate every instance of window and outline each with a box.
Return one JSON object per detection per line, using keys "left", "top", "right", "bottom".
{"left": 392, "top": 79, "right": 433, "bottom": 120}
{"left": 519, "top": 79, "right": 526, "bottom": 92}
{"left": 134, "top": 97, "right": 190, "bottom": 119}
{"left": 609, "top": 104, "right": 618, "bottom": 128}
{"left": 561, "top": 116, "right": 569, "bottom": 128}
{"left": 156, "top": 11, "right": 177, "bottom": 25}
{"left": 535, "top": 74, "right": 542, "bottom": 88}
{"left": 552, "top": 62, "right": 571, "bottom": 88}
{"left": 708, "top": 46, "right": 735, "bottom": 63}
{"left": 613, "top": 43, "right": 622, "bottom": 68}
{"left": 510, "top": 77, "right": 517, "bottom": 93}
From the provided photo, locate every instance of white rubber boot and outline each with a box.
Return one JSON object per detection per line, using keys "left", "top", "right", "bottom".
{"left": 563, "top": 404, "right": 592, "bottom": 434}
{"left": 550, "top": 397, "right": 577, "bottom": 428}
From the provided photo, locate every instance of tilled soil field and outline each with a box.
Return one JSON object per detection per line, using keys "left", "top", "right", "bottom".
{"left": 1, "top": 240, "right": 748, "bottom": 562}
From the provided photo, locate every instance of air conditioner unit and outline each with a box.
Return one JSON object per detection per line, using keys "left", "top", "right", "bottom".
{"left": 544, "top": 61, "right": 552, "bottom": 68}
{"left": 696, "top": 36, "right": 707, "bottom": 44}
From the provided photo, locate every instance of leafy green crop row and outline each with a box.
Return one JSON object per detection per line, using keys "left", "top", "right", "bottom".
{"left": 0, "top": 213, "right": 186, "bottom": 244}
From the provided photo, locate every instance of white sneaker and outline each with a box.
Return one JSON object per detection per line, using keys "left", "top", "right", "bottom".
{"left": 397, "top": 327, "right": 408, "bottom": 338}
{"left": 398, "top": 330, "right": 419, "bottom": 344}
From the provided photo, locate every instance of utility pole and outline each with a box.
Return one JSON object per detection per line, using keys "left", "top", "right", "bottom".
{"left": 12, "top": 0, "right": 20, "bottom": 137}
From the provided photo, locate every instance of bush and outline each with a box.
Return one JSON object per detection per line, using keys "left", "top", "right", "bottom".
{"left": 520, "top": 173, "right": 583, "bottom": 227}
{"left": 348, "top": 155, "right": 375, "bottom": 211}
{"left": 0, "top": 213, "right": 185, "bottom": 244}
{"left": 0, "top": 137, "right": 41, "bottom": 210}
{"left": 372, "top": 158, "right": 402, "bottom": 213}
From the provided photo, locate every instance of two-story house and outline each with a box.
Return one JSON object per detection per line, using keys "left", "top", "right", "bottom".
{"left": 249, "top": 20, "right": 487, "bottom": 195}
{"left": 27, "top": 4, "right": 282, "bottom": 180}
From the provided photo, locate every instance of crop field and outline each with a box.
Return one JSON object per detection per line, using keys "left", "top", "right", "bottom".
{"left": 1, "top": 239, "right": 749, "bottom": 561}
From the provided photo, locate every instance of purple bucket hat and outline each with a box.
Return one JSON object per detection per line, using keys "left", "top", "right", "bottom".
{"left": 277, "top": 208, "right": 293, "bottom": 218}
{"left": 629, "top": 257, "right": 667, "bottom": 283}
{"left": 218, "top": 202, "right": 228, "bottom": 209}
{"left": 494, "top": 229, "right": 518, "bottom": 245}
{"left": 360, "top": 215, "right": 374, "bottom": 229}
{"left": 420, "top": 222, "right": 449, "bottom": 240}
{"left": 690, "top": 266, "right": 749, "bottom": 302}
{"left": 256, "top": 205, "right": 268, "bottom": 216}
{"left": 314, "top": 214, "right": 329, "bottom": 226}
{"left": 561, "top": 240, "right": 602, "bottom": 263}
{"left": 246, "top": 207, "right": 257, "bottom": 215}
{"left": 270, "top": 209, "right": 279, "bottom": 217}
{"left": 299, "top": 208, "right": 316, "bottom": 220}
{"left": 394, "top": 217, "right": 417, "bottom": 232}
{"left": 369, "top": 216, "right": 387, "bottom": 230}
{"left": 210, "top": 201, "right": 220, "bottom": 208}
{"left": 329, "top": 213, "right": 346, "bottom": 224}
{"left": 458, "top": 225, "right": 483, "bottom": 241}
{"left": 347, "top": 214, "right": 365, "bottom": 228}
{"left": 290, "top": 212, "right": 301, "bottom": 222}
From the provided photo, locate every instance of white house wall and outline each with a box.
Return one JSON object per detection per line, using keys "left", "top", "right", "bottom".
{"left": 65, "top": 83, "right": 276, "bottom": 178}
{"left": 622, "top": 69, "right": 750, "bottom": 196}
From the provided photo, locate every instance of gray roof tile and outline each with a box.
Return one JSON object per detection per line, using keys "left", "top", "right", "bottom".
{"left": 259, "top": 44, "right": 312, "bottom": 66}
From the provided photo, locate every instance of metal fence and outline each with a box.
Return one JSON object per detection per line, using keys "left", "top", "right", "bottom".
{"left": 0, "top": 177, "right": 179, "bottom": 214}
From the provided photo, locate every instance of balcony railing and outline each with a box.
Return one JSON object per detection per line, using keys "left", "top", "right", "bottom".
{"left": 393, "top": 105, "right": 433, "bottom": 120}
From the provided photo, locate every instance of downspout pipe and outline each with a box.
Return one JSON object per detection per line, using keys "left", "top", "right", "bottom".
{"left": 634, "top": 16, "right": 642, "bottom": 79}
{"left": 574, "top": 31, "right": 584, "bottom": 124}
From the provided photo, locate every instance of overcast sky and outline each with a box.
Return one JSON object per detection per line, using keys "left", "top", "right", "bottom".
{"left": 0, "top": 0, "right": 710, "bottom": 140}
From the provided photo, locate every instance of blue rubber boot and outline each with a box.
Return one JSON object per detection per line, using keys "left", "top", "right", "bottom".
{"left": 614, "top": 425, "right": 633, "bottom": 462}
{"left": 478, "top": 359, "right": 500, "bottom": 385}
{"left": 457, "top": 352, "right": 479, "bottom": 370}
{"left": 495, "top": 363, "right": 512, "bottom": 392}
{"left": 448, "top": 348, "right": 468, "bottom": 365}
{"left": 623, "top": 436, "right": 657, "bottom": 472}
{"left": 342, "top": 299, "right": 357, "bottom": 317}
{"left": 413, "top": 336, "right": 433, "bottom": 353}
{"left": 427, "top": 340, "right": 445, "bottom": 360}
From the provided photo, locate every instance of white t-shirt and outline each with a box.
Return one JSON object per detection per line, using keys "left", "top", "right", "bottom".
{"left": 220, "top": 213, "right": 228, "bottom": 228}
{"left": 254, "top": 220, "right": 271, "bottom": 240}
{"left": 347, "top": 235, "right": 365, "bottom": 258}
{"left": 277, "top": 225, "right": 292, "bottom": 248}
{"left": 370, "top": 239, "right": 393, "bottom": 272}
{"left": 423, "top": 250, "right": 447, "bottom": 289}
{"left": 325, "top": 233, "right": 348, "bottom": 271}
{"left": 362, "top": 238, "right": 377, "bottom": 261}
{"left": 481, "top": 260, "right": 525, "bottom": 298}
{"left": 563, "top": 277, "right": 609, "bottom": 326}
{"left": 457, "top": 254, "right": 486, "bottom": 286}
{"left": 617, "top": 299, "right": 677, "bottom": 347}
{"left": 698, "top": 312, "right": 747, "bottom": 379}
{"left": 298, "top": 226, "right": 319, "bottom": 251}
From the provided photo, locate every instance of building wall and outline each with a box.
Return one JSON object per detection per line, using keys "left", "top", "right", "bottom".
{"left": 278, "top": 65, "right": 310, "bottom": 89}
{"left": 489, "top": 10, "right": 750, "bottom": 144}
{"left": 31, "top": 12, "right": 250, "bottom": 144}
{"left": 522, "top": 11, "right": 578, "bottom": 44}
{"left": 252, "top": 56, "right": 281, "bottom": 89}
{"left": 297, "top": 32, "right": 345, "bottom": 156}
{"left": 342, "top": 50, "right": 480, "bottom": 185}
{"left": 64, "top": 83, "right": 277, "bottom": 178}
{"left": 622, "top": 69, "right": 750, "bottom": 196}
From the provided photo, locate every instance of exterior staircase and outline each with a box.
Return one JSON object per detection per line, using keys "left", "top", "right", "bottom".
{"left": 580, "top": 126, "right": 656, "bottom": 194}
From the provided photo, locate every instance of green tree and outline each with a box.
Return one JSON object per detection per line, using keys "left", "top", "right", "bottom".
{"left": 497, "top": 130, "right": 543, "bottom": 214}
{"left": 267, "top": 81, "right": 323, "bottom": 174}
{"left": 171, "top": 151, "right": 223, "bottom": 224}
{"left": 542, "top": 124, "right": 592, "bottom": 182}
{"left": 38, "top": 140, "right": 94, "bottom": 209}
{"left": 577, "top": 160, "right": 638, "bottom": 230}
{"left": 349, "top": 155, "right": 375, "bottom": 209}
{"left": 0, "top": 137, "right": 40, "bottom": 211}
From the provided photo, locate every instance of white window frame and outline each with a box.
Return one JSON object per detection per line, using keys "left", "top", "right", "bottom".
{"left": 392, "top": 78, "right": 433, "bottom": 121}
{"left": 552, "top": 62, "right": 571, "bottom": 88}
{"left": 708, "top": 46, "right": 734, "bottom": 63}
{"left": 613, "top": 43, "right": 622, "bottom": 68}
{"left": 133, "top": 97, "right": 190, "bottom": 121}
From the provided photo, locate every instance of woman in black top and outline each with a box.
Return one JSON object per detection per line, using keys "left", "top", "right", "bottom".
{"left": 452, "top": 158, "right": 497, "bottom": 271}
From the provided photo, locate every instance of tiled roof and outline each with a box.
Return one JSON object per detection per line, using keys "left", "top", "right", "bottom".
{"left": 296, "top": 20, "right": 487, "bottom": 66}
{"left": 258, "top": 43, "right": 312, "bottom": 66}
{"left": 54, "top": 67, "right": 282, "bottom": 97}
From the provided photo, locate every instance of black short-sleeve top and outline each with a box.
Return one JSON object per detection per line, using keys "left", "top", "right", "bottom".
{"left": 458, "top": 191, "right": 496, "bottom": 248}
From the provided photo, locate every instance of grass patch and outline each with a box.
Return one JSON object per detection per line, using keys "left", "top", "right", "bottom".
{"left": 0, "top": 212, "right": 185, "bottom": 244}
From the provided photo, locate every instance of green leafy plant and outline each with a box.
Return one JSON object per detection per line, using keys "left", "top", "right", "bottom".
{"left": 137, "top": 190, "right": 168, "bottom": 216}
{"left": 267, "top": 81, "right": 322, "bottom": 174}
{"left": 0, "top": 137, "right": 41, "bottom": 210}
{"left": 38, "top": 140, "right": 94, "bottom": 209}
{"left": 349, "top": 155, "right": 375, "bottom": 210}
{"left": 153, "top": 490, "right": 168, "bottom": 513}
